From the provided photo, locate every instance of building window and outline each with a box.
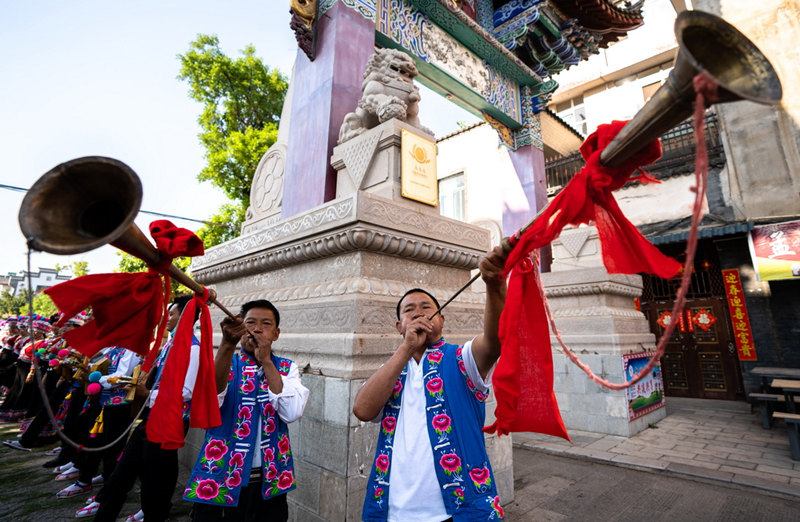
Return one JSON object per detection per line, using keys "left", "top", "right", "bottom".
{"left": 438, "top": 172, "right": 466, "bottom": 221}
{"left": 555, "top": 95, "right": 587, "bottom": 136}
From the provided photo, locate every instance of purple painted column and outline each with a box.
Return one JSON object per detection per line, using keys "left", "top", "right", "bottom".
{"left": 282, "top": 4, "right": 376, "bottom": 218}
{"left": 507, "top": 144, "right": 551, "bottom": 270}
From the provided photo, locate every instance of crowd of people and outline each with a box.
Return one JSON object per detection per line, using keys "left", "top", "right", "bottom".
{"left": 0, "top": 244, "right": 508, "bottom": 522}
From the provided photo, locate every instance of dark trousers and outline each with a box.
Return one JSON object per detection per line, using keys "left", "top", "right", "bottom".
{"left": 19, "top": 377, "right": 72, "bottom": 447}
{"left": 24, "top": 364, "right": 58, "bottom": 418}
{"left": 192, "top": 484, "right": 288, "bottom": 522}
{"left": 58, "top": 387, "right": 98, "bottom": 465}
{"left": 94, "top": 416, "right": 185, "bottom": 522}
{"left": 77, "top": 403, "right": 132, "bottom": 484}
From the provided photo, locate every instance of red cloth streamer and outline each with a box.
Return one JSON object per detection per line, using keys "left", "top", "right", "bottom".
{"left": 45, "top": 220, "right": 204, "bottom": 373}
{"left": 147, "top": 288, "right": 221, "bottom": 449}
{"left": 489, "top": 255, "right": 569, "bottom": 439}
{"left": 484, "top": 121, "right": 681, "bottom": 438}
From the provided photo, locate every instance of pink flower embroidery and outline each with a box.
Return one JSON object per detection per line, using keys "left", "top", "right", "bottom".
{"left": 439, "top": 453, "right": 462, "bottom": 474}
{"left": 391, "top": 380, "right": 403, "bottom": 398}
{"left": 426, "top": 377, "right": 443, "bottom": 395}
{"left": 277, "top": 470, "right": 294, "bottom": 490}
{"left": 242, "top": 380, "right": 255, "bottom": 393}
{"left": 454, "top": 488, "right": 464, "bottom": 500}
{"left": 228, "top": 452, "right": 245, "bottom": 468}
{"left": 238, "top": 406, "right": 252, "bottom": 419}
{"left": 278, "top": 434, "right": 290, "bottom": 455}
{"left": 469, "top": 467, "right": 491, "bottom": 486}
{"left": 427, "top": 351, "right": 443, "bottom": 363}
{"left": 475, "top": 391, "right": 486, "bottom": 402}
{"left": 266, "top": 464, "right": 278, "bottom": 480}
{"left": 466, "top": 377, "right": 475, "bottom": 390}
{"left": 195, "top": 478, "right": 220, "bottom": 500}
{"left": 374, "top": 487, "right": 384, "bottom": 499}
{"left": 235, "top": 423, "right": 251, "bottom": 439}
{"left": 263, "top": 403, "right": 276, "bottom": 415}
{"left": 266, "top": 417, "right": 276, "bottom": 434}
{"left": 228, "top": 369, "right": 234, "bottom": 382}
{"left": 432, "top": 413, "right": 451, "bottom": 434}
{"left": 381, "top": 416, "right": 396, "bottom": 435}
{"left": 204, "top": 439, "right": 228, "bottom": 462}
{"left": 264, "top": 448, "right": 275, "bottom": 463}
{"left": 225, "top": 470, "right": 242, "bottom": 488}
{"left": 375, "top": 454, "right": 390, "bottom": 474}
{"left": 458, "top": 360, "right": 466, "bottom": 374}
{"left": 110, "top": 396, "right": 123, "bottom": 405}
{"left": 492, "top": 495, "right": 504, "bottom": 517}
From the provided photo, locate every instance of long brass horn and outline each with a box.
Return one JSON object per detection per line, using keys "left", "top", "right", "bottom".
{"left": 600, "top": 10, "right": 782, "bottom": 166}
{"left": 18, "top": 155, "right": 235, "bottom": 318}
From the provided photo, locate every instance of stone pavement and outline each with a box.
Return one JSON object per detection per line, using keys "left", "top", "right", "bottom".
{"left": 512, "top": 397, "right": 800, "bottom": 499}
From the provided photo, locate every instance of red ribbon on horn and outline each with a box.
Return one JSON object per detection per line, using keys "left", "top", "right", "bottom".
{"left": 485, "top": 121, "right": 681, "bottom": 438}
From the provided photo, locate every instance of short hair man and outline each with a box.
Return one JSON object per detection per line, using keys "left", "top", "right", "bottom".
{"left": 354, "top": 246, "right": 508, "bottom": 521}
{"left": 184, "top": 299, "right": 309, "bottom": 522}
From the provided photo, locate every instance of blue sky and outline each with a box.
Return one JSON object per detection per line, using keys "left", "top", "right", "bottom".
{"left": 0, "top": 1, "right": 475, "bottom": 276}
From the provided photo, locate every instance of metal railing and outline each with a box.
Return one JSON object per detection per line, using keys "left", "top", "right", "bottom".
{"left": 545, "top": 112, "right": 725, "bottom": 196}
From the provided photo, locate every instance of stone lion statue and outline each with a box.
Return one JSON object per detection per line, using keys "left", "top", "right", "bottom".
{"left": 338, "top": 48, "right": 433, "bottom": 143}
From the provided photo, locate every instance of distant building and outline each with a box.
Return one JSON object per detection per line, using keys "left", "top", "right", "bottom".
{"left": 6, "top": 268, "right": 71, "bottom": 295}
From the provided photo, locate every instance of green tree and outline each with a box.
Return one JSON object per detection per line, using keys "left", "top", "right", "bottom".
{"left": 177, "top": 34, "right": 287, "bottom": 245}
{"left": 54, "top": 261, "right": 90, "bottom": 277}
{"left": 0, "top": 289, "right": 27, "bottom": 316}
{"left": 21, "top": 292, "right": 59, "bottom": 317}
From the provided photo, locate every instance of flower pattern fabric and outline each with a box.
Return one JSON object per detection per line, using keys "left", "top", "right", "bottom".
{"left": 362, "top": 338, "right": 503, "bottom": 521}
{"left": 184, "top": 349, "right": 296, "bottom": 506}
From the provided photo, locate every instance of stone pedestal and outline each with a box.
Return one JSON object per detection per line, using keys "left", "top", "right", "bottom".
{"left": 544, "top": 226, "right": 667, "bottom": 437}
{"left": 190, "top": 122, "right": 514, "bottom": 519}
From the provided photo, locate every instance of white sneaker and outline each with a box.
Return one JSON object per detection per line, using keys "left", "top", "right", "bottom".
{"left": 56, "top": 481, "right": 92, "bottom": 498}
{"left": 91, "top": 474, "right": 103, "bottom": 486}
{"left": 54, "top": 461, "right": 75, "bottom": 474}
{"left": 75, "top": 501, "right": 99, "bottom": 518}
{"left": 55, "top": 466, "right": 80, "bottom": 481}
{"left": 45, "top": 446, "right": 62, "bottom": 456}
{"left": 124, "top": 510, "right": 144, "bottom": 522}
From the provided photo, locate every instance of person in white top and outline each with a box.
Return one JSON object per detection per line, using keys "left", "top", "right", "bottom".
{"left": 354, "top": 246, "right": 509, "bottom": 522}
{"left": 185, "top": 299, "right": 309, "bottom": 522}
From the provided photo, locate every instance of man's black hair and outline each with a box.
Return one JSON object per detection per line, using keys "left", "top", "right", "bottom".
{"left": 240, "top": 299, "right": 280, "bottom": 328}
{"left": 171, "top": 294, "right": 201, "bottom": 323}
{"left": 396, "top": 288, "right": 441, "bottom": 320}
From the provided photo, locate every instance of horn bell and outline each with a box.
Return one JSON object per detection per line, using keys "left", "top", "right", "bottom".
{"left": 19, "top": 156, "right": 143, "bottom": 255}
{"left": 600, "top": 10, "right": 783, "bottom": 167}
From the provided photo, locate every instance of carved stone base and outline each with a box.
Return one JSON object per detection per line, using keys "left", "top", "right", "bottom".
{"left": 189, "top": 190, "right": 513, "bottom": 519}
{"left": 541, "top": 267, "right": 667, "bottom": 437}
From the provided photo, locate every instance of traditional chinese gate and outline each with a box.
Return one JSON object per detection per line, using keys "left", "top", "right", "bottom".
{"left": 640, "top": 241, "right": 744, "bottom": 400}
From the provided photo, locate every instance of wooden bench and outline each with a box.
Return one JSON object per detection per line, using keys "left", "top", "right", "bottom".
{"left": 773, "top": 411, "right": 800, "bottom": 461}
{"left": 749, "top": 392, "right": 786, "bottom": 428}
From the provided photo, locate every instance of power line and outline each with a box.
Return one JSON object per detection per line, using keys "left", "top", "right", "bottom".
{"left": 0, "top": 183, "right": 236, "bottom": 229}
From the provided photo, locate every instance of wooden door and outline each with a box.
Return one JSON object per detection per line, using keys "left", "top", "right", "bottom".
{"left": 644, "top": 297, "right": 742, "bottom": 400}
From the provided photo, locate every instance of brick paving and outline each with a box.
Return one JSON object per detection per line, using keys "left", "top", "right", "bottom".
{"left": 512, "top": 397, "right": 800, "bottom": 499}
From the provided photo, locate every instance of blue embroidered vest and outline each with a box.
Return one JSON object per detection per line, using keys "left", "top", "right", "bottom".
{"left": 362, "top": 339, "right": 504, "bottom": 521}
{"left": 183, "top": 349, "right": 296, "bottom": 506}
{"left": 101, "top": 347, "right": 135, "bottom": 407}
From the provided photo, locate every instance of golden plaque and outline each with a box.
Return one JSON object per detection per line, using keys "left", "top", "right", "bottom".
{"left": 401, "top": 129, "right": 438, "bottom": 206}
